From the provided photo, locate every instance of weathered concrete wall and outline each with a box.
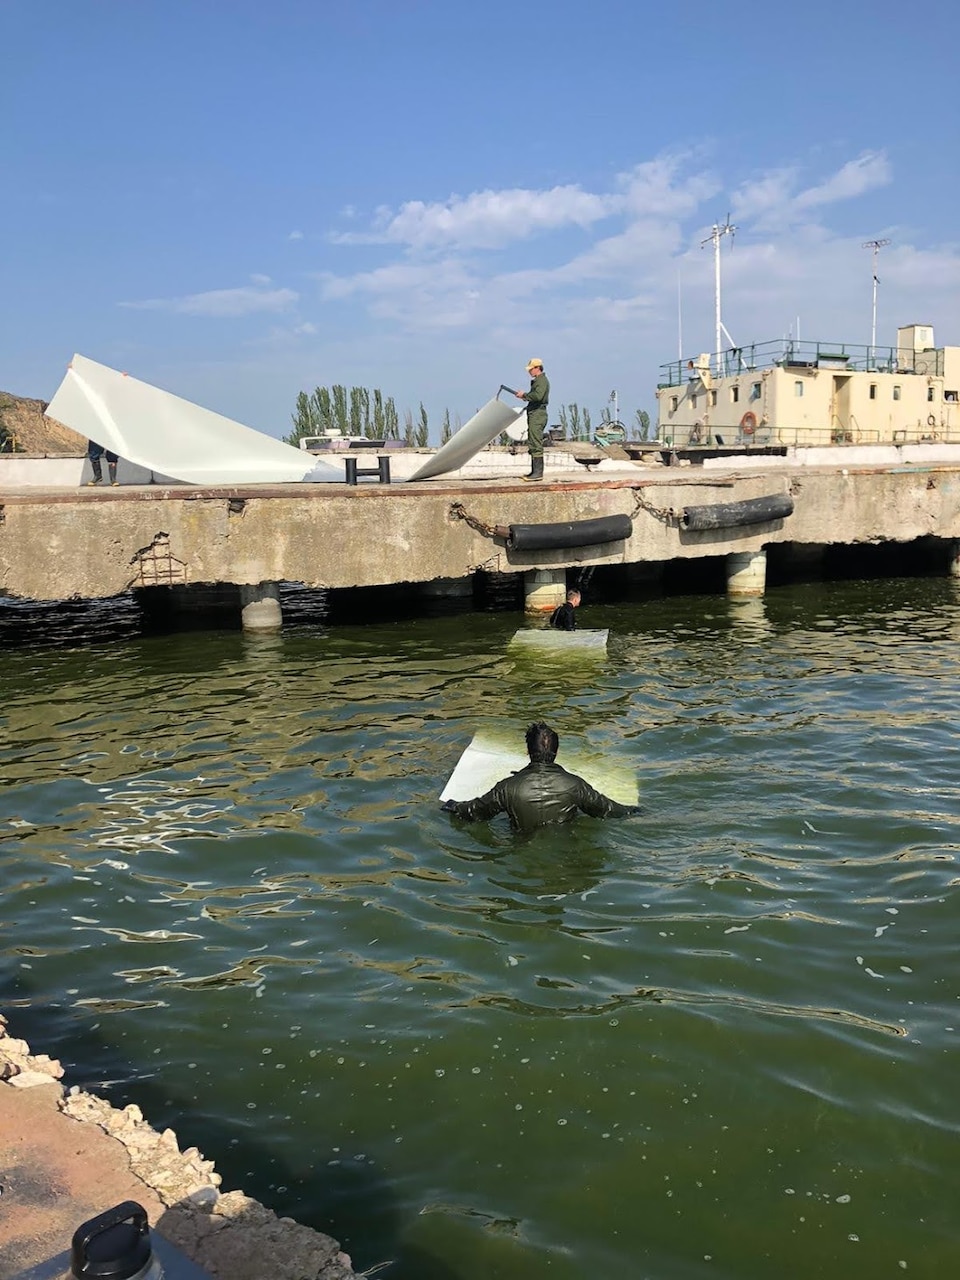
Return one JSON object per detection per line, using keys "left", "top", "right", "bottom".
{"left": 1, "top": 465, "right": 959, "bottom": 602}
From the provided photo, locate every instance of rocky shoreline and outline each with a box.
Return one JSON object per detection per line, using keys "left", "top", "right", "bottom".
{"left": 0, "top": 1012, "right": 357, "bottom": 1279}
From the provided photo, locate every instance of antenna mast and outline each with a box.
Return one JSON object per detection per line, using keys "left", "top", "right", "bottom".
{"left": 862, "top": 238, "right": 891, "bottom": 364}
{"left": 701, "top": 215, "right": 736, "bottom": 375}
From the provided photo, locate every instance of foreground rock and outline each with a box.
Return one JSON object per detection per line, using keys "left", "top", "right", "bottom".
{"left": 0, "top": 1012, "right": 356, "bottom": 1280}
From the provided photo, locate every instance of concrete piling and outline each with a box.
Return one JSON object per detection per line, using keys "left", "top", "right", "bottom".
{"left": 239, "top": 582, "right": 282, "bottom": 631}
{"left": 524, "top": 568, "right": 567, "bottom": 614}
{"left": 726, "top": 550, "right": 767, "bottom": 597}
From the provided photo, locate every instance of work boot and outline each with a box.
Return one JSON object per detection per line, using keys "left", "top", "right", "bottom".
{"left": 522, "top": 454, "right": 544, "bottom": 482}
{"left": 108, "top": 460, "right": 118, "bottom": 486}
{"left": 86, "top": 460, "right": 103, "bottom": 486}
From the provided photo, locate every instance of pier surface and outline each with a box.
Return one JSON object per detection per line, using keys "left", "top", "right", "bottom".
{"left": 2, "top": 456, "right": 960, "bottom": 603}
{"left": 0, "top": 1015, "right": 356, "bottom": 1280}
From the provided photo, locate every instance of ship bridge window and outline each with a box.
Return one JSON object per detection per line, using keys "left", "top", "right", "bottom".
{"left": 946, "top": 390, "right": 959, "bottom": 402}
{"left": 869, "top": 383, "right": 877, "bottom": 400}
{"left": 670, "top": 395, "right": 679, "bottom": 414}
{"left": 928, "top": 387, "right": 935, "bottom": 401}
{"left": 794, "top": 381, "right": 804, "bottom": 397}
{"left": 731, "top": 385, "right": 740, "bottom": 404}
{"left": 710, "top": 390, "right": 717, "bottom": 406}
{"left": 750, "top": 382, "right": 761, "bottom": 401}
{"left": 893, "top": 385, "right": 902, "bottom": 401}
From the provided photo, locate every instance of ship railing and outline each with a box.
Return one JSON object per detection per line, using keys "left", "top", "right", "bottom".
{"left": 659, "top": 339, "right": 943, "bottom": 388}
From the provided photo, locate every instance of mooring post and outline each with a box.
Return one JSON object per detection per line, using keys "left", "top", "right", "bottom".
{"left": 524, "top": 568, "right": 567, "bottom": 614}
{"left": 239, "top": 581, "right": 282, "bottom": 631}
{"left": 726, "top": 550, "right": 767, "bottom": 597}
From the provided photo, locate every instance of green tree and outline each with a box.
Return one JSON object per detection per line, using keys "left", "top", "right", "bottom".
{"left": 403, "top": 408, "right": 415, "bottom": 446}
{"left": 288, "top": 391, "right": 315, "bottom": 444}
{"left": 311, "top": 386, "right": 333, "bottom": 434}
{"left": 582, "top": 407, "right": 592, "bottom": 437}
{"left": 416, "top": 402, "right": 429, "bottom": 447}
{"left": 349, "top": 386, "right": 369, "bottom": 437}
{"left": 634, "top": 409, "right": 651, "bottom": 440}
{"left": 441, "top": 408, "right": 452, "bottom": 444}
{"left": 373, "top": 389, "right": 385, "bottom": 439}
{"left": 385, "top": 396, "right": 399, "bottom": 440}
{"left": 332, "top": 385, "right": 349, "bottom": 435}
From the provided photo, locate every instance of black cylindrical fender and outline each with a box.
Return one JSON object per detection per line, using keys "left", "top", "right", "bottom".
{"left": 506, "top": 513, "right": 633, "bottom": 551}
{"left": 681, "top": 493, "right": 794, "bottom": 531}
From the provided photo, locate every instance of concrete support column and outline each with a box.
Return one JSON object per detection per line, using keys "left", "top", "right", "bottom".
{"left": 950, "top": 541, "right": 960, "bottom": 578}
{"left": 726, "top": 550, "right": 766, "bottom": 597}
{"left": 240, "top": 581, "right": 282, "bottom": 631}
{"left": 524, "top": 568, "right": 567, "bottom": 615}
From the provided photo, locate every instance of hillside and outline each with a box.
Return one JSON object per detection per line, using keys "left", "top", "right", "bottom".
{"left": 0, "top": 391, "right": 86, "bottom": 456}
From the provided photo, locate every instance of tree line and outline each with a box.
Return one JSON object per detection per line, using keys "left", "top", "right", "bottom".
{"left": 286, "top": 385, "right": 653, "bottom": 447}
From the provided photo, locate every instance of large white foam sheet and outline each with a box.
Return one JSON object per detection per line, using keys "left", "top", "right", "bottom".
{"left": 408, "top": 396, "right": 524, "bottom": 481}
{"left": 508, "top": 628, "right": 609, "bottom": 652}
{"left": 45, "top": 354, "right": 341, "bottom": 485}
{"left": 440, "top": 730, "right": 638, "bottom": 805}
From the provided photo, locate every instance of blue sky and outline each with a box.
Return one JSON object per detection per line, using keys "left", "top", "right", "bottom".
{"left": 3, "top": 0, "right": 959, "bottom": 440}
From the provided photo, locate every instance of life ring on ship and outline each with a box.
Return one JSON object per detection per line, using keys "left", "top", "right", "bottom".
{"left": 927, "top": 414, "right": 938, "bottom": 427}
{"left": 739, "top": 411, "right": 758, "bottom": 436}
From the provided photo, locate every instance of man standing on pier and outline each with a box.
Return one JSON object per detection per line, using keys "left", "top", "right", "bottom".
{"left": 514, "top": 358, "right": 550, "bottom": 482}
{"left": 85, "top": 439, "right": 119, "bottom": 486}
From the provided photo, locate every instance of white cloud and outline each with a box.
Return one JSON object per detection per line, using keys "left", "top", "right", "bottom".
{"left": 332, "top": 184, "right": 619, "bottom": 251}
{"left": 795, "top": 151, "right": 891, "bottom": 210}
{"left": 731, "top": 152, "right": 892, "bottom": 230}
{"left": 288, "top": 229, "right": 304, "bottom": 240}
{"left": 121, "top": 283, "right": 299, "bottom": 318}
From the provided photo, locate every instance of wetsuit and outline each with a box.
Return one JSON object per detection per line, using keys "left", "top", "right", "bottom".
{"left": 550, "top": 601, "right": 577, "bottom": 631}
{"left": 444, "top": 761, "right": 637, "bottom": 831}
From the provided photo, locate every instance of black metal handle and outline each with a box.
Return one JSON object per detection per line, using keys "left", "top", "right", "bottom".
{"left": 71, "top": 1201, "right": 149, "bottom": 1275}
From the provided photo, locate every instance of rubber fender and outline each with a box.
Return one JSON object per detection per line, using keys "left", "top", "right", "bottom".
{"left": 681, "top": 493, "right": 794, "bottom": 531}
{"left": 506, "top": 513, "right": 633, "bottom": 551}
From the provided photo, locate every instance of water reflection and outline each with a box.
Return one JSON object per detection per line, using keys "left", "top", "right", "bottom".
{"left": 2, "top": 581, "right": 960, "bottom": 1278}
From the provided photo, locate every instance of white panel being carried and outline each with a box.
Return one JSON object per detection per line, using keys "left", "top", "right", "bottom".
{"left": 508, "top": 628, "right": 609, "bottom": 651}
{"left": 45, "top": 354, "right": 341, "bottom": 485}
{"left": 439, "top": 729, "right": 638, "bottom": 805}
{"left": 408, "top": 393, "right": 524, "bottom": 481}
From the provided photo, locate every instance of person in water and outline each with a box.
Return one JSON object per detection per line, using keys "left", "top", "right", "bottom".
{"left": 549, "top": 588, "right": 581, "bottom": 631}
{"left": 441, "top": 722, "right": 641, "bottom": 831}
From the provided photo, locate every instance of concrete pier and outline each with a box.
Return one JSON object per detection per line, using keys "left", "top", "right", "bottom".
{"left": 2, "top": 458, "right": 960, "bottom": 610}
{"left": 0, "top": 1013, "right": 355, "bottom": 1280}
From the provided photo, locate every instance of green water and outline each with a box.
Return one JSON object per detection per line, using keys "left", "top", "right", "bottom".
{"left": 1, "top": 581, "right": 958, "bottom": 1279}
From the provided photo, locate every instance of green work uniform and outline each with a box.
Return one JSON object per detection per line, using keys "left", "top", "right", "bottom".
{"left": 522, "top": 372, "right": 550, "bottom": 458}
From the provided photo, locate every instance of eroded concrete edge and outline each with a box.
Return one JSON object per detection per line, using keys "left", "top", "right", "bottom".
{"left": 0, "top": 1012, "right": 357, "bottom": 1280}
